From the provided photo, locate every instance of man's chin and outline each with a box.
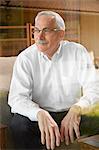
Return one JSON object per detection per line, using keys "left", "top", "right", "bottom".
{"left": 38, "top": 48, "right": 47, "bottom": 53}
{"left": 37, "top": 45, "right": 47, "bottom": 52}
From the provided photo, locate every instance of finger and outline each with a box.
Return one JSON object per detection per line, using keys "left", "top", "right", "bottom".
{"left": 64, "top": 127, "right": 69, "bottom": 145}
{"left": 60, "top": 125, "right": 64, "bottom": 142}
{"left": 49, "top": 125, "right": 55, "bottom": 150}
{"left": 48, "top": 118, "right": 60, "bottom": 148}
{"left": 74, "top": 123, "right": 80, "bottom": 139}
{"left": 69, "top": 124, "right": 74, "bottom": 143}
{"left": 38, "top": 121, "right": 45, "bottom": 145}
{"left": 41, "top": 129, "right": 45, "bottom": 145}
{"left": 74, "top": 116, "right": 80, "bottom": 139}
{"left": 45, "top": 127, "right": 51, "bottom": 150}
{"left": 54, "top": 125, "right": 60, "bottom": 147}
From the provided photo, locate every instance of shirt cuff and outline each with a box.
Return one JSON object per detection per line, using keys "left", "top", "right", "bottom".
{"left": 74, "top": 101, "right": 92, "bottom": 115}
{"left": 28, "top": 107, "right": 43, "bottom": 121}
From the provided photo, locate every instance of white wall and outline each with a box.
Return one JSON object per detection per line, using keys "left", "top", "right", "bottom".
{"left": 80, "top": 14, "right": 99, "bottom": 57}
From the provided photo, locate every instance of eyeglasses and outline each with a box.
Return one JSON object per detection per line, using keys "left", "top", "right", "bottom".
{"left": 33, "top": 27, "right": 61, "bottom": 34}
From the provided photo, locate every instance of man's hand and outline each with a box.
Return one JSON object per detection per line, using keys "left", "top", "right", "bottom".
{"left": 37, "top": 109, "right": 60, "bottom": 150}
{"left": 60, "top": 106, "right": 81, "bottom": 145}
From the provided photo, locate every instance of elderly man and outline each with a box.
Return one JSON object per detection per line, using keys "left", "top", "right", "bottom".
{"left": 8, "top": 11, "right": 99, "bottom": 150}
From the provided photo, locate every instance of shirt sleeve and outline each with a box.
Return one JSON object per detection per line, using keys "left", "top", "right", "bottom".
{"left": 8, "top": 54, "right": 42, "bottom": 121}
{"left": 75, "top": 45, "right": 99, "bottom": 109}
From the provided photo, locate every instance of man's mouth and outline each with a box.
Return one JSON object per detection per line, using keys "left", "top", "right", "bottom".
{"left": 37, "top": 40, "right": 48, "bottom": 45}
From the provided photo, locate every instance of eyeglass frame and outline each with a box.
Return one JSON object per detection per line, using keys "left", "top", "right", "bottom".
{"left": 32, "top": 27, "right": 62, "bottom": 34}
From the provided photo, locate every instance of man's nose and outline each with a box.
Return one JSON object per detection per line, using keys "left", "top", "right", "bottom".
{"left": 38, "top": 30, "right": 45, "bottom": 38}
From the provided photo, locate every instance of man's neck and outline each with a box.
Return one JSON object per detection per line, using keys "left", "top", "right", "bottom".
{"left": 44, "top": 44, "right": 60, "bottom": 60}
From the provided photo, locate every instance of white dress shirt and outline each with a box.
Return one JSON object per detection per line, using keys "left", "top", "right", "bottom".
{"left": 8, "top": 41, "right": 99, "bottom": 121}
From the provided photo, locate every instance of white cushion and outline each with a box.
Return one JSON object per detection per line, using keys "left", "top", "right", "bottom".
{"left": 0, "top": 57, "right": 16, "bottom": 91}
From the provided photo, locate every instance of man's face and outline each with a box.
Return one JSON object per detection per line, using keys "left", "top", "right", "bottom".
{"left": 34, "top": 15, "right": 65, "bottom": 55}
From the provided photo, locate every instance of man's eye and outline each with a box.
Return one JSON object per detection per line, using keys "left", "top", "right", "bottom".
{"left": 44, "top": 28, "right": 50, "bottom": 32}
{"left": 34, "top": 29, "right": 39, "bottom": 32}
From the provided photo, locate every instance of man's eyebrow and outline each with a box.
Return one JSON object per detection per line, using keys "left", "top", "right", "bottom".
{"left": 34, "top": 27, "right": 51, "bottom": 29}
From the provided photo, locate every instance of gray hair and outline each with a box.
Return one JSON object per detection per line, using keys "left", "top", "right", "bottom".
{"left": 35, "top": 11, "right": 65, "bottom": 30}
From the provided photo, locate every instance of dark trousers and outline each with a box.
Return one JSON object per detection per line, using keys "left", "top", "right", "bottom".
{"left": 10, "top": 112, "right": 99, "bottom": 150}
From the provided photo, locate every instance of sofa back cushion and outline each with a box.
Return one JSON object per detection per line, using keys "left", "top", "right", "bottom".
{"left": 0, "top": 56, "right": 16, "bottom": 91}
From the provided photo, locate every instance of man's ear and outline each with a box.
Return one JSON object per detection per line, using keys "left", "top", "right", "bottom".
{"left": 59, "top": 30, "right": 65, "bottom": 40}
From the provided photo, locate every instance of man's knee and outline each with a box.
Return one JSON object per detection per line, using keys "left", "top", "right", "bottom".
{"left": 10, "top": 114, "right": 31, "bottom": 133}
